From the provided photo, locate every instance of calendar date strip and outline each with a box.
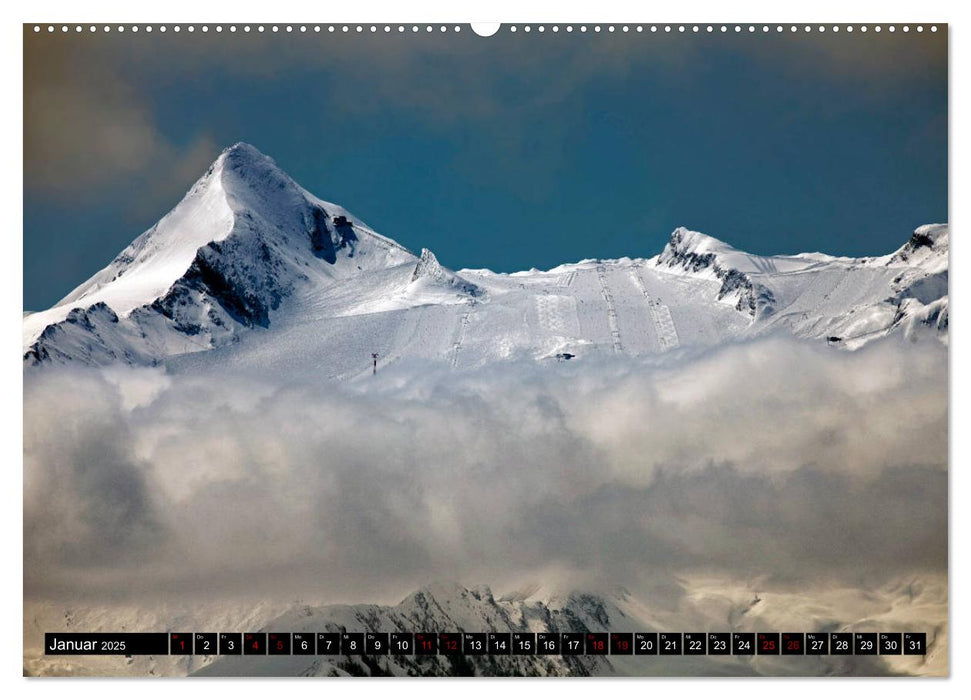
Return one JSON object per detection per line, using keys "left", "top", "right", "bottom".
{"left": 45, "top": 631, "right": 927, "bottom": 656}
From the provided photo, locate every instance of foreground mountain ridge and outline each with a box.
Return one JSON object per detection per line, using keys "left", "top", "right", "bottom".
{"left": 25, "top": 579, "right": 944, "bottom": 677}
{"left": 23, "top": 143, "right": 948, "bottom": 372}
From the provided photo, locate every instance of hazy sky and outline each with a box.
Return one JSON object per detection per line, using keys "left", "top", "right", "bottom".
{"left": 23, "top": 25, "right": 947, "bottom": 310}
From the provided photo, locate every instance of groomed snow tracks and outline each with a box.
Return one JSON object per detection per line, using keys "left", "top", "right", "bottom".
{"left": 449, "top": 300, "right": 475, "bottom": 368}
{"left": 596, "top": 263, "right": 624, "bottom": 354}
{"left": 631, "top": 267, "right": 680, "bottom": 351}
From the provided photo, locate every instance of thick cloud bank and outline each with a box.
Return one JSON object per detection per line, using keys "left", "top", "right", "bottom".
{"left": 24, "top": 336, "right": 947, "bottom": 604}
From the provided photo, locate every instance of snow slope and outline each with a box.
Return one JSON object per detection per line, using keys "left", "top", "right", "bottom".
{"left": 23, "top": 144, "right": 948, "bottom": 371}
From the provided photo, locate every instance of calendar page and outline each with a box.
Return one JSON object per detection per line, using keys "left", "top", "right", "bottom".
{"left": 22, "top": 19, "right": 948, "bottom": 678}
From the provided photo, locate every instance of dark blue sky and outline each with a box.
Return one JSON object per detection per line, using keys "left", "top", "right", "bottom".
{"left": 24, "top": 26, "right": 947, "bottom": 310}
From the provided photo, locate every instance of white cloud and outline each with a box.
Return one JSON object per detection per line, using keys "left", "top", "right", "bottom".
{"left": 23, "top": 335, "right": 947, "bottom": 604}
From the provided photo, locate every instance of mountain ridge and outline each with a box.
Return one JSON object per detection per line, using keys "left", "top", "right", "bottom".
{"left": 23, "top": 143, "right": 948, "bottom": 370}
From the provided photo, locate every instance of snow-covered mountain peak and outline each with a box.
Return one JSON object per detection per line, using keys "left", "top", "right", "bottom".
{"left": 664, "top": 226, "right": 738, "bottom": 258}
{"left": 215, "top": 142, "right": 313, "bottom": 226}
{"left": 218, "top": 141, "right": 275, "bottom": 168}
{"left": 656, "top": 226, "right": 756, "bottom": 277}
{"left": 45, "top": 142, "right": 299, "bottom": 321}
{"left": 412, "top": 248, "right": 446, "bottom": 282}
{"left": 409, "top": 247, "right": 482, "bottom": 299}
{"left": 401, "top": 581, "right": 492, "bottom": 609}
{"left": 655, "top": 227, "right": 778, "bottom": 319}
{"left": 52, "top": 142, "right": 409, "bottom": 317}
{"left": 909, "top": 223, "right": 948, "bottom": 250}
{"left": 23, "top": 143, "right": 418, "bottom": 362}
{"left": 886, "top": 223, "right": 948, "bottom": 272}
